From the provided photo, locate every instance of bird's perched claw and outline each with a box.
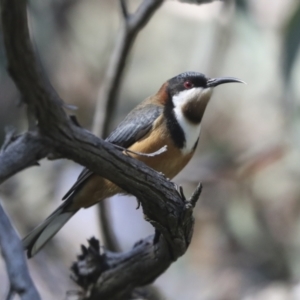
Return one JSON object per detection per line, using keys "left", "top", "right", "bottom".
{"left": 174, "top": 183, "right": 186, "bottom": 202}
{"left": 136, "top": 198, "right": 141, "bottom": 209}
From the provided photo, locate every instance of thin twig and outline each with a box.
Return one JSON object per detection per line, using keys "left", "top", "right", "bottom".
{"left": 188, "top": 182, "right": 202, "bottom": 208}
{"left": 92, "top": 0, "right": 163, "bottom": 253}
{"left": 0, "top": 203, "right": 41, "bottom": 300}
{"left": 120, "top": 0, "right": 129, "bottom": 19}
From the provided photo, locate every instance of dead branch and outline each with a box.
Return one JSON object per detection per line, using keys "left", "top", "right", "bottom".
{"left": 71, "top": 183, "right": 202, "bottom": 300}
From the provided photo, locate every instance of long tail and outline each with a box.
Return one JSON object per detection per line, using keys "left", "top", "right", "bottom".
{"left": 23, "top": 202, "right": 78, "bottom": 258}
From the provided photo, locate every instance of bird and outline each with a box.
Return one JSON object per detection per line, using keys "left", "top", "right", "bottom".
{"left": 23, "top": 71, "right": 243, "bottom": 258}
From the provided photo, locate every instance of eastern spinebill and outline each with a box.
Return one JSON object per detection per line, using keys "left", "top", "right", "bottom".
{"left": 23, "top": 71, "right": 244, "bottom": 257}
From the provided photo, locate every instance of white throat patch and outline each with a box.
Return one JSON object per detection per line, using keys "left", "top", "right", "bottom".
{"left": 172, "top": 88, "right": 209, "bottom": 154}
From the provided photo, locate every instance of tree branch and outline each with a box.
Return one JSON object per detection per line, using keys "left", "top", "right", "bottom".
{"left": 0, "top": 203, "right": 41, "bottom": 300}
{"left": 72, "top": 184, "right": 202, "bottom": 300}
{"left": 92, "top": 0, "right": 163, "bottom": 253}
{"left": 0, "top": 131, "right": 49, "bottom": 185}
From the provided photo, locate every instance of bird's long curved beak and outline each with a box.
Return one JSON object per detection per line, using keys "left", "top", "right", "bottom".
{"left": 207, "top": 77, "right": 246, "bottom": 88}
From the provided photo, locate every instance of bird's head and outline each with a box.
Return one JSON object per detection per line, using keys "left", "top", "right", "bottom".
{"left": 159, "top": 71, "right": 244, "bottom": 124}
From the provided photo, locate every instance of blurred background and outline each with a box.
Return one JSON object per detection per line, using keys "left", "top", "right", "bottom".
{"left": 1, "top": 0, "right": 300, "bottom": 299}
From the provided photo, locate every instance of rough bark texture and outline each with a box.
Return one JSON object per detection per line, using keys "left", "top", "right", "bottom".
{"left": 0, "top": 0, "right": 213, "bottom": 299}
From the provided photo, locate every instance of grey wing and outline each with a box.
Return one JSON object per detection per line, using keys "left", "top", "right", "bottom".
{"left": 62, "top": 103, "right": 163, "bottom": 200}
{"left": 106, "top": 103, "right": 162, "bottom": 147}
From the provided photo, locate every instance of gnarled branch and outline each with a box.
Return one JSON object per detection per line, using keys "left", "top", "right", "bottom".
{"left": 71, "top": 184, "right": 202, "bottom": 300}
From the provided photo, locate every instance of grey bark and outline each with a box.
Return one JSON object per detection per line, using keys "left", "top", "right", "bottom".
{"left": 0, "top": 203, "right": 41, "bottom": 300}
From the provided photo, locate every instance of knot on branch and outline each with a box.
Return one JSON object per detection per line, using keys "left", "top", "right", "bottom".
{"left": 71, "top": 238, "right": 109, "bottom": 290}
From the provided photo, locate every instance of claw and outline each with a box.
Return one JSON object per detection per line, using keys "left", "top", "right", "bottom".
{"left": 136, "top": 198, "right": 141, "bottom": 209}
{"left": 175, "top": 183, "right": 186, "bottom": 202}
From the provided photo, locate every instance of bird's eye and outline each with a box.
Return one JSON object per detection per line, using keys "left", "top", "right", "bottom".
{"left": 184, "top": 81, "right": 193, "bottom": 89}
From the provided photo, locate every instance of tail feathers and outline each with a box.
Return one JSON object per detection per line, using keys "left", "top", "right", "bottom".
{"left": 23, "top": 204, "right": 78, "bottom": 258}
